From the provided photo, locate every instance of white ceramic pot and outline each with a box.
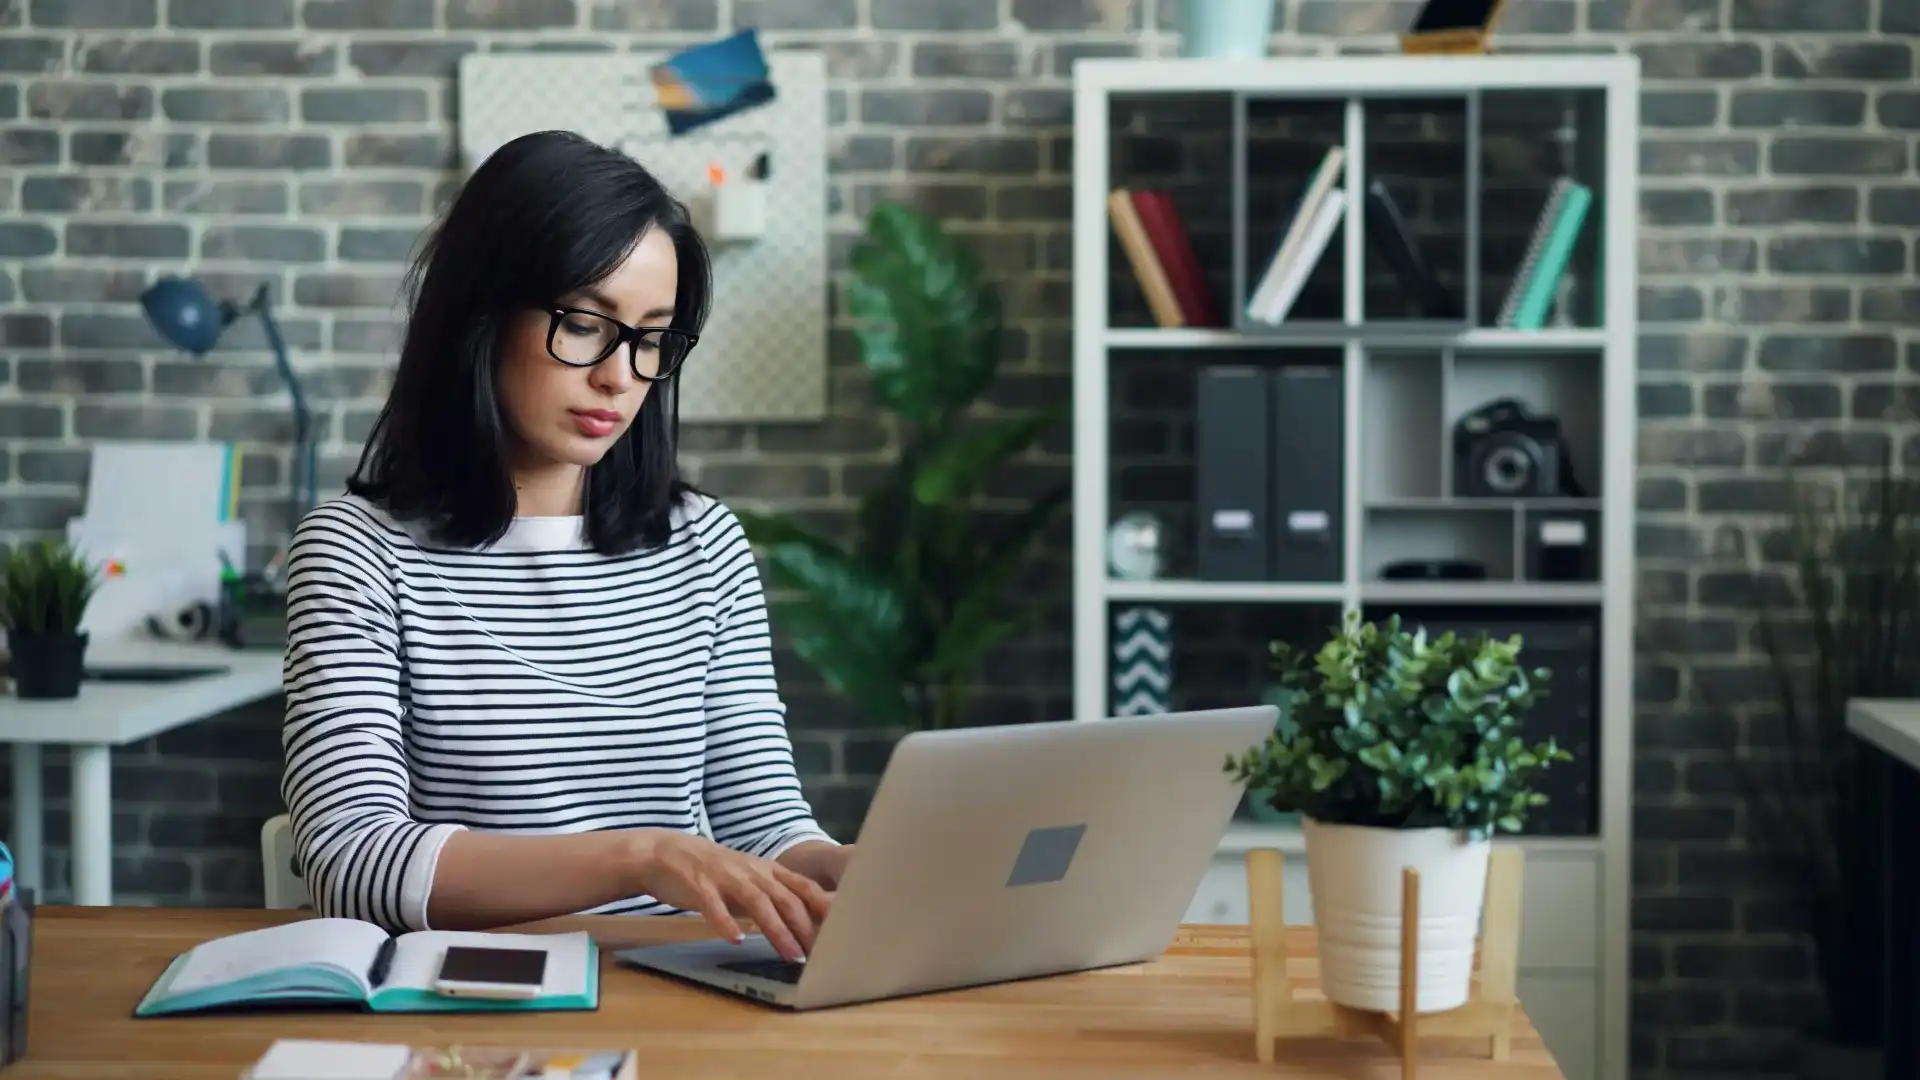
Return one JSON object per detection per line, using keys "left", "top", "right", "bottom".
{"left": 1301, "top": 818, "right": 1492, "bottom": 1014}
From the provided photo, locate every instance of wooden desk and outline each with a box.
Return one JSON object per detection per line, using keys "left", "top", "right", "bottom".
{"left": 14, "top": 907, "right": 1566, "bottom": 1079}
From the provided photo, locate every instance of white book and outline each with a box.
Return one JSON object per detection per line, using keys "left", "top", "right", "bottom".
{"left": 1250, "top": 187, "right": 1348, "bottom": 325}
{"left": 1245, "top": 146, "right": 1347, "bottom": 321}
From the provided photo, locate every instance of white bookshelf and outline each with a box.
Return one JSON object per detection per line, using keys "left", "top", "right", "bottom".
{"left": 1070, "top": 56, "right": 1639, "bottom": 1080}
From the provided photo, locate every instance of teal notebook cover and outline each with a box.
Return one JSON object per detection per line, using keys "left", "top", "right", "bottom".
{"left": 1510, "top": 184, "right": 1593, "bottom": 331}
{"left": 133, "top": 918, "right": 599, "bottom": 1018}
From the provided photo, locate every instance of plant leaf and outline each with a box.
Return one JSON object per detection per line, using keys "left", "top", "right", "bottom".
{"left": 767, "top": 599, "right": 915, "bottom": 728}
{"left": 911, "top": 407, "right": 1065, "bottom": 505}
{"left": 734, "top": 509, "right": 911, "bottom": 669}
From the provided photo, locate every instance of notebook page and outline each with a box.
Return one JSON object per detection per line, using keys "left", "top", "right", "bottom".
{"left": 385, "top": 931, "right": 593, "bottom": 997}
{"left": 170, "top": 919, "right": 390, "bottom": 996}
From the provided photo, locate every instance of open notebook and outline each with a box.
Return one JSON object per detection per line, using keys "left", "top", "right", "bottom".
{"left": 134, "top": 918, "right": 599, "bottom": 1017}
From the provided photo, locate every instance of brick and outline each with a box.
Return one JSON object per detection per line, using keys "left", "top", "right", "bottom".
{"left": 0, "top": 85, "right": 15, "bottom": 118}
{"left": 1755, "top": 429, "right": 1889, "bottom": 467}
{"left": 163, "top": 179, "right": 288, "bottom": 214}
{"left": 0, "top": 494, "right": 79, "bottom": 530}
{"left": 348, "top": 40, "right": 476, "bottom": 78}
{"left": 169, "top": 0, "right": 292, "bottom": 25}
{"left": 1634, "top": 41, "right": 1763, "bottom": 80}
{"left": 16, "top": 448, "right": 88, "bottom": 484}
{"left": 904, "top": 134, "right": 1041, "bottom": 175}
{"left": 0, "top": 402, "right": 64, "bottom": 438}
{"left": 1639, "top": 334, "right": 1745, "bottom": 374}
{"left": 1725, "top": 185, "right": 1857, "bottom": 226}
{"left": 1771, "top": 41, "right": 1912, "bottom": 80}
{"left": 828, "top": 133, "right": 895, "bottom": 172}
{"left": 587, "top": 0, "right": 717, "bottom": 30}
{"left": 201, "top": 225, "right": 326, "bottom": 263}
{"left": 161, "top": 86, "right": 290, "bottom": 123}
{"left": 298, "top": 179, "right": 425, "bottom": 216}
{"left": 734, "top": 0, "right": 855, "bottom": 27}
{"left": 75, "top": 37, "right": 200, "bottom": 73}
{"left": 1639, "top": 428, "right": 1744, "bottom": 468}
{"left": 293, "top": 272, "right": 405, "bottom": 309}
{"left": 445, "top": 0, "right": 576, "bottom": 28}
{"left": 913, "top": 40, "right": 1024, "bottom": 78}
{"left": 207, "top": 132, "right": 330, "bottom": 170}
{"left": 1852, "top": 383, "right": 1920, "bottom": 421}
{"left": 0, "top": 313, "right": 52, "bottom": 349}
{"left": 301, "top": 0, "right": 433, "bottom": 27}
{"left": 20, "top": 267, "right": 148, "bottom": 303}
{"left": 301, "top": 87, "right": 430, "bottom": 124}
{"left": 1635, "top": 896, "right": 1737, "bottom": 934}
{"left": 343, "top": 133, "right": 452, "bottom": 169}
{"left": 26, "top": 80, "right": 153, "bottom": 120}
{"left": 0, "top": 130, "right": 59, "bottom": 164}
{"left": 209, "top": 40, "right": 338, "bottom": 76}
{"left": 1757, "top": 333, "right": 1898, "bottom": 373}
{"left": 870, "top": 0, "right": 996, "bottom": 29}
{"left": 860, "top": 87, "right": 992, "bottom": 127}
{"left": 1640, "top": 136, "right": 1758, "bottom": 177}
{"left": 1639, "top": 188, "right": 1714, "bottom": 227}
{"left": 1862, "top": 286, "right": 1920, "bottom": 322}
{"left": 1878, "top": 91, "right": 1920, "bottom": 130}
{"left": 1701, "top": 382, "right": 1840, "bottom": 420}
{"left": 21, "top": 175, "right": 150, "bottom": 212}
{"left": 0, "top": 222, "right": 57, "bottom": 256}
{"left": 1767, "top": 236, "right": 1906, "bottom": 275}
{"left": 1641, "top": 237, "right": 1758, "bottom": 275}
{"left": 0, "top": 37, "right": 67, "bottom": 71}
{"left": 1003, "top": 88, "right": 1072, "bottom": 127}
{"left": 338, "top": 226, "right": 422, "bottom": 263}
{"left": 1587, "top": 0, "right": 1720, "bottom": 31}
{"left": 74, "top": 402, "right": 199, "bottom": 440}
{"left": 65, "top": 222, "right": 188, "bottom": 258}
{"left": 1771, "top": 135, "right": 1906, "bottom": 177}
{"left": 1640, "top": 90, "right": 1719, "bottom": 128}
{"left": 27, "top": 0, "right": 155, "bottom": 26}
{"left": 71, "top": 130, "right": 198, "bottom": 167}
{"left": 14, "top": 358, "right": 143, "bottom": 394}
{"left": 1732, "top": 0, "right": 1868, "bottom": 30}
{"left": 1729, "top": 88, "right": 1866, "bottom": 128}
{"left": 1010, "top": 0, "right": 1139, "bottom": 29}
{"left": 1639, "top": 285, "right": 1703, "bottom": 322}
{"left": 1714, "top": 285, "right": 1851, "bottom": 324}
{"left": 1638, "top": 383, "right": 1692, "bottom": 419}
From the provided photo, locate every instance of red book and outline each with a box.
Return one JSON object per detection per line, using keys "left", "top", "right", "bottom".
{"left": 1129, "top": 189, "right": 1220, "bottom": 327}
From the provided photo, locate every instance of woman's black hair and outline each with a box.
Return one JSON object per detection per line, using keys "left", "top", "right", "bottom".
{"left": 347, "top": 129, "right": 710, "bottom": 555}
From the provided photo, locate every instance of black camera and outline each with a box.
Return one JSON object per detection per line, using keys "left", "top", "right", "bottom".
{"left": 1452, "top": 397, "right": 1585, "bottom": 499}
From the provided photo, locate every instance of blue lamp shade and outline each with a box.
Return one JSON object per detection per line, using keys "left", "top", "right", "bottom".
{"left": 139, "top": 276, "right": 227, "bottom": 356}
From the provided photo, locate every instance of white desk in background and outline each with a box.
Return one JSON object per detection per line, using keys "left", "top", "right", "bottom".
{"left": 2, "top": 639, "right": 283, "bottom": 906}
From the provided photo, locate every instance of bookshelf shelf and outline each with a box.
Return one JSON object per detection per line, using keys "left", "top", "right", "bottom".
{"left": 1074, "top": 56, "right": 1638, "bottom": 1080}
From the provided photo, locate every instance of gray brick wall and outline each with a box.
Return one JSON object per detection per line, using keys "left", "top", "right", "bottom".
{"left": 0, "top": 1, "right": 1914, "bottom": 1076}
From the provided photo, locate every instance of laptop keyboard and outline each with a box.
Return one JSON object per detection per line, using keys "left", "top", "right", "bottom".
{"left": 719, "top": 958, "right": 806, "bottom": 984}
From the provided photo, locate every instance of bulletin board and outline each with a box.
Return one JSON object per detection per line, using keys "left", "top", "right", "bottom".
{"left": 457, "top": 51, "right": 829, "bottom": 423}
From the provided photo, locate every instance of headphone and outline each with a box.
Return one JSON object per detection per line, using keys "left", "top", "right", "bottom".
{"left": 147, "top": 600, "right": 214, "bottom": 642}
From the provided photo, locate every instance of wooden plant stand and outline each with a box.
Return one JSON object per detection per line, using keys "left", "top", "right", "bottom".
{"left": 1246, "top": 845, "right": 1525, "bottom": 1080}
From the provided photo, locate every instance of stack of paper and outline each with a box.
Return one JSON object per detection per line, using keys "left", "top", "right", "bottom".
{"left": 66, "top": 441, "right": 247, "bottom": 643}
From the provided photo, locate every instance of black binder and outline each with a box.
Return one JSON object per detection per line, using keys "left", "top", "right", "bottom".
{"left": 1195, "top": 367, "right": 1272, "bottom": 581}
{"left": 1269, "top": 366, "right": 1345, "bottom": 582}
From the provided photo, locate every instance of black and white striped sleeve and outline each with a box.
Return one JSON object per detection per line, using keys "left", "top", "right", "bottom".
{"left": 693, "top": 499, "right": 839, "bottom": 860}
{"left": 279, "top": 502, "right": 462, "bottom": 932}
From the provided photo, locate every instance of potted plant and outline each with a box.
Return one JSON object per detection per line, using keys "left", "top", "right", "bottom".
{"left": 734, "top": 203, "right": 1067, "bottom": 731}
{"left": 1663, "top": 450, "right": 1914, "bottom": 1080}
{"left": 1225, "top": 612, "right": 1570, "bottom": 1014}
{"left": 1, "top": 538, "right": 102, "bottom": 700}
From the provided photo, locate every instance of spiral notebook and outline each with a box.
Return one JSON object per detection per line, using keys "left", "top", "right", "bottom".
{"left": 134, "top": 918, "right": 598, "bottom": 1018}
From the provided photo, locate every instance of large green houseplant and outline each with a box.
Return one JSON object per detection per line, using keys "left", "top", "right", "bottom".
{"left": 1, "top": 538, "right": 102, "bottom": 700}
{"left": 1225, "top": 613, "right": 1571, "bottom": 1013}
{"left": 734, "top": 203, "right": 1067, "bottom": 731}
{"left": 1675, "top": 451, "right": 1915, "bottom": 1080}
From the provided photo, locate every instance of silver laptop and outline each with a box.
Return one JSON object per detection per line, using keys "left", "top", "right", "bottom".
{"left": 614, "top": 705, "right": 1278, "bottom": 1010}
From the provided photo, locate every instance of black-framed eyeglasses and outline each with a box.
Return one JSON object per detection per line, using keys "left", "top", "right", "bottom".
{"left": 544, "top": 307, "right": 698, "bottom": 382}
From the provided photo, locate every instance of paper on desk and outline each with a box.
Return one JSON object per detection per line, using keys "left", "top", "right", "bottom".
{"left": 84, "top": 441, "right": 237, "bottom": 531}
{"left": 66, "top": 517, "right": 246, "bottom": 643}
{"left": 245, "top": 1038, "right": 412, "bottom": 1080}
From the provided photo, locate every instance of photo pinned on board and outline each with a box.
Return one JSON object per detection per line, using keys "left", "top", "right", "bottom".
{"left": 651, "top": 28, "right": 777, "bottom": 137}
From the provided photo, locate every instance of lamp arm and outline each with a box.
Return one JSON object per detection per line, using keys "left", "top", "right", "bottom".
{"left": 248, "top": 290, "right": 318, "bottom": 527}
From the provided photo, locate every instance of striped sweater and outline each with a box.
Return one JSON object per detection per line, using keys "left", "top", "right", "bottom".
{"left": 279, "top": 491, "right": 836, "bottom": 932}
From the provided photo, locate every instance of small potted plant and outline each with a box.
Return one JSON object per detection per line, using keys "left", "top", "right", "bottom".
{"left": 1, "top": 538, "right": 102, "bottom": 700}
{"left": 1225, "top": 612, "right": 1570, "bottom": 1014}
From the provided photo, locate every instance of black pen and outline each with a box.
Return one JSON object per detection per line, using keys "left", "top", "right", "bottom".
{"left": 368, "top": 937, "right": 397, "bottom": 988}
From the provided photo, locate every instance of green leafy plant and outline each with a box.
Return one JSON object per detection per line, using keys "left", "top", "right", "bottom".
{"left": 1669, "top": 450, "right": 1917, "bottom": 1053}
{"left": 1, "top": 538, "right": 102, "bottom": 638}
{"left": 1224, "top": 613, "right": 1570, "bottom": 839}
{"left": 734, "top": 203, "right": 1067, "bottom": 731}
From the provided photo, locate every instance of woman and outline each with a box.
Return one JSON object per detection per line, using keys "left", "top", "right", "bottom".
{"left": 280, "top": 130, "right": 846, "bottom": 964}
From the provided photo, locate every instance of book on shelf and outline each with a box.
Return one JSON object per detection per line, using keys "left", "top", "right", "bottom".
{"left": 1245, "top": 145, "right": 1347, "bottom": 325}
{"left": 135, "top": 917, "right": 598, "bottom": 1018}
{"left": 1362, "top": 178, "right": 1459, "bottom": 320}
{"left": 1495, "top": 177, "right": 1593, "bottom": 331}
{"left": 242, "top": 1038, "right": 637, "bottom": 1080}
{"left": 1107, "top": 187, "right": 1219, "bottom": 328}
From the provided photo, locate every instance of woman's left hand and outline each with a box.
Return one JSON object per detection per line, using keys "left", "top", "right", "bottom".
{"left": 777, "top": 841, "right": 855, "bottom": 892}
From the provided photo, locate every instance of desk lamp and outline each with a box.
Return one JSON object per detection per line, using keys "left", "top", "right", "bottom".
{"left": 138, "top": 277, "right": 317, "bottom": 545}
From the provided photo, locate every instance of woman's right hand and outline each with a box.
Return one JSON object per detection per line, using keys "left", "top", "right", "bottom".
{"left": 628, "top": 831, "right": 834, "bottom": 961}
